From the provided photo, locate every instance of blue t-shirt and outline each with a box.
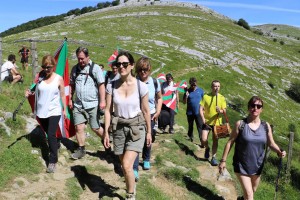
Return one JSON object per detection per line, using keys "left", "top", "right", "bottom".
{"left": 139, "top": 77, "right": 161, "bottom": 114}
{"left": 184, "top": 87, "right": 204, "bottom": 115}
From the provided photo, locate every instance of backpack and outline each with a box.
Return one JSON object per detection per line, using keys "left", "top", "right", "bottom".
{"left": 105, "top": 71, "right": 113, "bottom": 87}
{"left": 239, "top": 118, "right": 269, "bottom": 134}
{"left": 71, "top": 62, "right": 97, "bottom": 87}
{"left": 153, "top": 77, "right": 158, "bottom": 92}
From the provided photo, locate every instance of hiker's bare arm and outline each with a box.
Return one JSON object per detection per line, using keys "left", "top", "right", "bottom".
{"left": 69, "top": 83, "right": 75, "bottom": 109}
{"left": 58, "top": 76, "right": 67, "bottom": 118}
{"left": 104, "top": 92, "right": 112, "bottom": 148}
{"left": 176, "top": 91, "right": 180, "bottom": 109}
{"left": 99, "top": 83, "right": 106, "bottom": 110}
{"left": 11, "top": 67, "right": 20, "bottom": 75}
{"left": 199, "top": 105, "right": 205, "bottom": 124}
{"left": 141, "top": 93, "right": 152, "bottom": 147}
{"left": 266, "top": 122, "right": 286, "bottom": 158}
{"left": 183, "top": 91, "right": 188, "bottom": 104}
{"left": 152, "top": 91, "right": 162, "bottom": 120}
{"left": 219, "top": 120, "right": 240, "bottom": 173}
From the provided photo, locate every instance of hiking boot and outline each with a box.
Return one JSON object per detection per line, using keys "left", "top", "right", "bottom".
{"left": 237, "top": 196, "right": 244, "bottom": 200}
{"left": 169, "top": 129, "right": 175, "bottom": 134}
{"left": 204, "top": 147, "right": 210, "bottom": 159}
{"left": 211, "top": 157, "right": 219, "bottom": 166}
{"left": 46, "top": 163, "right": 56, "bottom": 173}
{"left": 133, "top": 169, "right": 139, "bottom": 182}
{"left": 143, "top": 161, "right": 151, "bottom": 170}
{"left": 189, "top": 137, "right": 193, "bottom": 142}
{"left": 126, "top": 193, "right": 136, "bottom": 200}
{"left": 71, "top": 148, "right": 86, "bottom": 160}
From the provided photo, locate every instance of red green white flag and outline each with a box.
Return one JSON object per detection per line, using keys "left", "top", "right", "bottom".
{"left": 157, "top": 73, "right": 166, "bottom": 83}
{"left": 162, "top": 80, "right": 187, "bottom": 112}
{"left": 28, "top": 39, "right": 75, "bottom": 138}
{"left": 108, "top": 48, "right": 120, "bottom": 67}
{"left": 53, "top": 39, "right": 75, "bottom": 138}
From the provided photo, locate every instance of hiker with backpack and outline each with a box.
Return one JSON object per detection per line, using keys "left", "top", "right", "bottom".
{"left": 133, "top": 57, "right": 162, "bottom": 181}
{"left": 200, "top": 80, "right": 226, "bottom": 166}
{"left": 183, "top": 77, "right": 204, "bottom": 143}
{"left": 218, "top": 96, "right": 286, "bottom": 200}
{"left": 103, "top": 51, "right": 151, "bottom": 200}
{"left": 161, "top": 73, "right": 179, "bottom": 134}
{"left": 1, "top": 54, "right": 23, "bottom": 84}
{"left": 25, "top": 55, "right": 67, "bottom": 173}
{"left": 104, "top": 61, "right": 120, "bottom": 86}
{"left": 69, "top": 47, "right": 106, "bottom": 159}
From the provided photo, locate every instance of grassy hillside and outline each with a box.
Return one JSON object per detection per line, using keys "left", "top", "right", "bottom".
{"left": 1, "top": 2, "right": 300, "bottom": 199}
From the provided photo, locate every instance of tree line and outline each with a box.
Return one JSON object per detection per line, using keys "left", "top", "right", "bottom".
{"left": 0, "top": 0, "right": 120, "bottom": 37}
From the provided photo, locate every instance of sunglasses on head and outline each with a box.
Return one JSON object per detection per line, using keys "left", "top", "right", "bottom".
{"left": 42, "top": 66, "right": 53, "bottom": 70}
{"left": 250, "top": 103, "right": 263, "bottom": 109}
{"left": 116, "top": 62, "right": 130, "bottom": 68}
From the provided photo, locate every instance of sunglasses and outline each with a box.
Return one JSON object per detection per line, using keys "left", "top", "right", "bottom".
{"left": 42, "top": 66, "right": 54, "bottom": 70}
{"left": 138, "top": 68, "right": 149, "bottom": 73}
{"left": 116, "top": 62, "right": 130, "bottom": 68}
{"left": 250, "top": 103, "right": 263, "bottom": 109}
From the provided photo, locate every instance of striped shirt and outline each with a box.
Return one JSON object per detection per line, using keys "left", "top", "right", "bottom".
{"left": 72, "top": 60, "right": 104, "bottom": 109}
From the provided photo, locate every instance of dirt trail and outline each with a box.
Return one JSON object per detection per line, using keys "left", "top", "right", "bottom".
{"left": 0, "top": 121, "right": 238, "bottom": 200}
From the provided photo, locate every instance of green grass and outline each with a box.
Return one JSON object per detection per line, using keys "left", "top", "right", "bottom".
{"left": 66, "top": 177, "right": 83, "bottom": 200}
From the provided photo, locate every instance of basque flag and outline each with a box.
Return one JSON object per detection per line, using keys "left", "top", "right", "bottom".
{"left": 28, "top": 39, "right": 75, "bottom": 138}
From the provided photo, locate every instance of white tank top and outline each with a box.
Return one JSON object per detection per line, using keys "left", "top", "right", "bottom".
{"left": 36, "top": 74, "right": 62, "bottom": 118}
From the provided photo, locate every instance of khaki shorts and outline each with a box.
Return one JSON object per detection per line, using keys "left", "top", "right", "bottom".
{"left": 73, "top": 106, "right": 100, "bottom": 129}
{"left": 113, "top": 124, "right": 146, "bottom": 155}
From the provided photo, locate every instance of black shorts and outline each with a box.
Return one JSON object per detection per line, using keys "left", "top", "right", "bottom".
{"left": 4, "top": 75, "right": 13, "bottom": 83}
{"left": 21, "top": 57, "right": 28, "bottom": 63}
{"left": 202, "top": 124, "right": 213, "bottom": 131}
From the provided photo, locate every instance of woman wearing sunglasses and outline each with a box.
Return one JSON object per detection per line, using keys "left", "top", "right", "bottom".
{"left": 103, "top": 51, "right": 151, "bottom": 200}
{"left": 218, "top": 96, "right": 286, "bottom": 200}
{"left": 132, "top": 57, "right": 163, "bottom": 180}
{"left": 25, "top": 55, "right": 67, "bottom": 173}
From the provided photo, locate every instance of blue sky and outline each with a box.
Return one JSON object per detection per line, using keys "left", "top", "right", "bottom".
{"left": 1, "top": 0, "right": 300, "bottom": 33}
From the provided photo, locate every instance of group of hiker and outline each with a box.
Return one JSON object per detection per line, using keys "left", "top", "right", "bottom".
{"left": 20, "top": 45, "right": 287, "bottom": 200}
{"left": 183, "top": 78, "right": 286, "bottom": 200}
{"left": 0, "top": 45, "right": 30, "bottom": 84}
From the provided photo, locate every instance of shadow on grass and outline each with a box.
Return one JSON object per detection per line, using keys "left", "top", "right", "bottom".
{"left": 183, "top": 176, "right": 225, "bottom": 200}
{"left": 87, "top": 150, "right": 123, "bottom": 177}
{"left": 7, "top": 125, "right": 79, "bottom": 166}
{"left": 174, "top": 139, "right": 208, "bottom": 162}
{"left": 70, "top": 165, "right": 124, "bottom": 199}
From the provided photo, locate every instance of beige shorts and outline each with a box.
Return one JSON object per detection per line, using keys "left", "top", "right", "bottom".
{"left": 73, "top": 106, "right": 100, "bottom": 129}
{"left": 113, "top": 124, "right": 146, "bottom": 155}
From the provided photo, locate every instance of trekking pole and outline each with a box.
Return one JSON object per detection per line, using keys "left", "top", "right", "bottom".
{"left": 274, "top": 152, "right": 283, "bottom": 200}
{"left": 12, "top": 97, "right": 27, "bottom": 121}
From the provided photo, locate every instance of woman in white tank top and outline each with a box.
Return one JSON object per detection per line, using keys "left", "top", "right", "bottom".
{"left": 26, "top": 55, "right": 66, "bottom": 173}
{"left": 103, "top": 52, "right": 151, "bottom": 200}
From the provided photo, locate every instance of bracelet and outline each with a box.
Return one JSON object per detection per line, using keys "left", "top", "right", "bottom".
{"left": 220, "top": 159, "right": 226, "bottom": 163}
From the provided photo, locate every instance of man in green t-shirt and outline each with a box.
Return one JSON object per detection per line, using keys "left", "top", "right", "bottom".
{"left": 200, "top": 80, "right": 227, "bottom": 166}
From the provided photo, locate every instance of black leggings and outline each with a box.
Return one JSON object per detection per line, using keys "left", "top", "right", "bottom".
{"left": 38, "top": 115, "right": 61, "bottom": 164}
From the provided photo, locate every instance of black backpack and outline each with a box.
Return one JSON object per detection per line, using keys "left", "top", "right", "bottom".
{"left": 71, "top": 62, "right": 97, "bottom": 87}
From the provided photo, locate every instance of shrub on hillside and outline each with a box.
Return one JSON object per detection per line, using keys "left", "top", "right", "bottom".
{"left": 273, "top": 38, "right": 277, "bottom": 42}
{"left": 280, "top": 41, "right": 285, "bottom": 45}
{"left": 285, "top": 80, "right": 300, "bottom": 103}
{"left": 273, "top": 27, "right": 277, "bottom": 31}
{"left": 252, "top": 29, "right": 263, "bottom": 35}
{"left": 237, "top": 18, "right": 250, "bottom": 30}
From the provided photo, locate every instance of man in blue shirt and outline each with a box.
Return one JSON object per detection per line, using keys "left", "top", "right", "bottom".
{"left": 183, "top": 77, "right": 204, "bottom": 143}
